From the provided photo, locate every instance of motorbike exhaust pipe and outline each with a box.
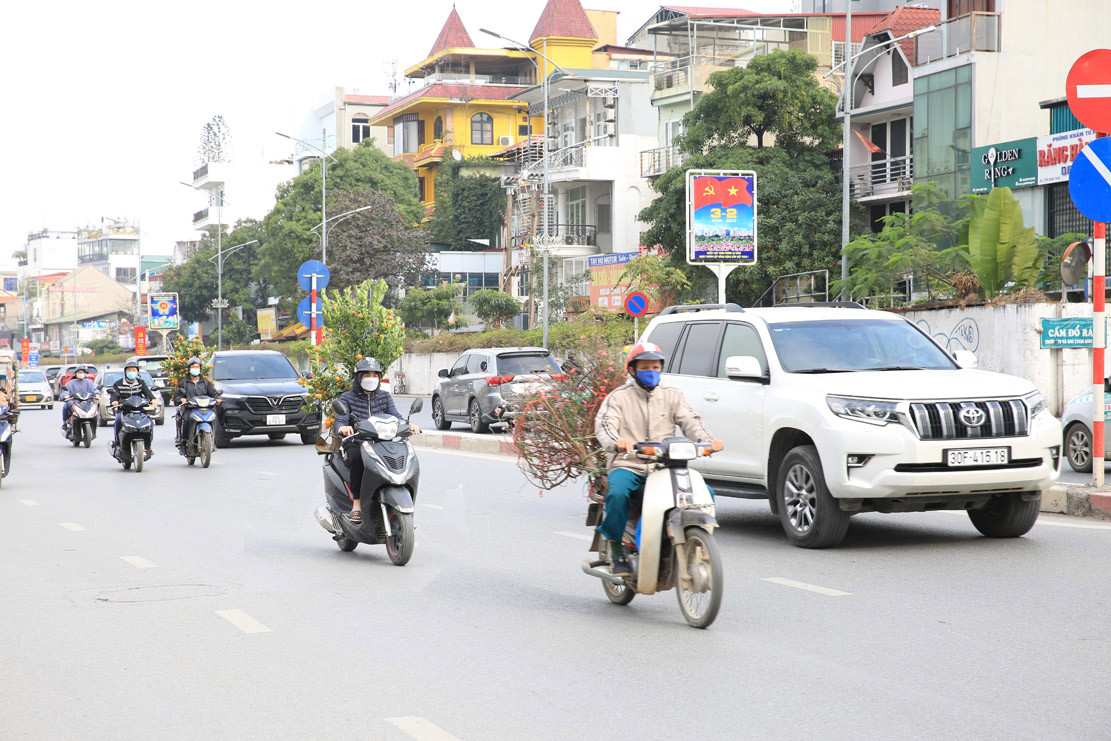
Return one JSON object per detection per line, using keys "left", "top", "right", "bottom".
{"left": 314, "top": 505, "right": 340, "bottom": 535}
{"left": 581, "top": 559, "right": 629, "bottom": 587}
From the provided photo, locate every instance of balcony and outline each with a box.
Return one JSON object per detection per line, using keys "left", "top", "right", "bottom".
{"left": 649, "top": 55, "right": 746, "bottom": 102}
{"left": 192, "top": 207, "right": 209, "bottom": 225}
{"left": 192, "top": 161, "right": 228, "bottom": 189}
{"left": 849, "top": 155, "right": 914, "bottom": 202}
{"left": 641, "top": 145, "right": 687, "bottom": 178}
{"left": 512, "top": 224, "right": 598, "bottom": 249}
{"left": 913, "top": 13, "right": 1000, "bottom": 65}
{"left": 420, "top": 71, "right": 533, "bottom": 86}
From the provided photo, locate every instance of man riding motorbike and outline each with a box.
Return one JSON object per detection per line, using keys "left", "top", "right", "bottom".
{"left": 173, "top": 356, "right": 222, "bottom": 448}
{"left": 107, "top": 359, "right": 156, "bottom": 458}
{"left": 61, "top": 365, "right": 97, "bottom": 429}
{"left": 332, "top": 357, "right": 421, "bottom": 523}
{"left": 594, "top": 342, "right": 723, "bottom": 577}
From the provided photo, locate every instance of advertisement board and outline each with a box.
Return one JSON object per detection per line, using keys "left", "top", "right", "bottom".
{"left": 1040, "top": 317, "right": 1104, "bottom": 349}
{"left": 970, "top": 137, "right": 1037, "bottom": 194}
{"left": 134, "top": 327, "right": 147, "bottom": 356}
{"left": 686, "top": 170, "right": 757, "bottom": 264}
{"left": 588, "top": 252, "right": 662, "bottom": 313}
{"left": 149, "top": 292, "right": 180, "bottom": 330}
{"left": 256, "top": 308, "right": 277, "bottom": 339}
{"left": 1037, "top": 128, "right": 1096, "bottom": 186}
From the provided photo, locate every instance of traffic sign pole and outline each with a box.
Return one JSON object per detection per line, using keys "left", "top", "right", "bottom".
{"left": 1095, "top": 133, "right": 1107, "bottom": 486}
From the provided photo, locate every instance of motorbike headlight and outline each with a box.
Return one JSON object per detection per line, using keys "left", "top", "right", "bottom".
{"left": 827, "top": 395, "right": 899, "bottom": 426}
{"left": 667, "top": 441, "right": 697, "bottom": 460}
{"left": 1023, "top": 390, "right": 1048, "bottom": 418}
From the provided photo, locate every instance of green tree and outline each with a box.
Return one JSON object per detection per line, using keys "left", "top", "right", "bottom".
{"left": 324, "top": 189, "right": 429, "bottom": 297}
{"left": 196, "top": 114, "right": 232, "bottom": 166}
{"left": 256, "top": 141, "right": 422, "bottom": 300}
{"left": 617, "top": 253, "right": 692, "bottom": 309}
{"left": 682, "top": 49, "right": 840, "bottom": 153}
{"left": 397, "top": 284, "right": 462, "bottom": 331}
{"left": 470, "top": 289, "right": 521, "bottom": 328}
{"left": 161, "top": 219, "right": 266, "bottom": 324}
{"left": 430, "top": 155, "right": 504, "bottom": 250}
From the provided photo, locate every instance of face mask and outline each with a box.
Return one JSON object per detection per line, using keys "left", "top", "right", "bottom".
{"left": 126, "top": 372, "right": 138, "bottom": 381}
{"left": 76, "top": 373, "right": 86, "bottom": 380}
{"left": 360, "top": 377, "right": 380, "bottom": 393}
{"left": 190, "top": 368, "right": 201, "bottom": 377}
{"left": 635, "top": 369, "right": 661, "bottom": 389}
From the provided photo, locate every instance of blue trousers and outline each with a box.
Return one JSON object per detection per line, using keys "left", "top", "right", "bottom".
{"left": 62, "top": 399, "right": 75, "bottom": 422}
{"left": 597, "top": 467, "right": 717, "bottom": 544}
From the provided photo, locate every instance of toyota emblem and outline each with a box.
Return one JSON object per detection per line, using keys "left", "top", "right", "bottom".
{"left": 958, "top": 407, "right": 987, "bottom": 428}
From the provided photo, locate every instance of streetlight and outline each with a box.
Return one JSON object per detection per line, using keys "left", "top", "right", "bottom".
{"left": 480, "top": 27, "right": 568, "bottom": 350}
{"left": 276, "top": 131, "right": 337, "bottom": 266}
{"left": 308, "top": 204, "right": 377, "bottom": 241}
{"left": 180, "top": 181, "right": 229, "bottom": 349}
{"left": 828, "top": 23, "right": 937, "bottom": 298}
{"left": 207, "top": 240, "right": 258, "bottom": 346}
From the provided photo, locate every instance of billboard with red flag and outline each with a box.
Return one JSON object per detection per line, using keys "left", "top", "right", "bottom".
{"left": 686, "top": 170, "right": 757, "bottom": 264}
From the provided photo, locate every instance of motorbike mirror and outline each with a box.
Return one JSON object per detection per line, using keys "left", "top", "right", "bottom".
{"left": 438, "top": 368, "right": 449, "bottom": 378}
{"left": 409, "top": 398, "right": 424, "bottom": 416}
{"left": 301, "top": 370, "right": 311, "bottom": 379}
{"left": 331, "top": 399, "right": 350, "bottom": 416}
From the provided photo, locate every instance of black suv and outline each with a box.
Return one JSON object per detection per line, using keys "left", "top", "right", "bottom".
{"left": 210, "top": 350, "right": 318, "bottom": 446}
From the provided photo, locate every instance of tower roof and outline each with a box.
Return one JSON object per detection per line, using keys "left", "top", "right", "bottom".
{"left": 530, "top": 0, "right": 598, "bottom": 43}
{"left": 428, "top": 7, "right": 475, "bottom": 58}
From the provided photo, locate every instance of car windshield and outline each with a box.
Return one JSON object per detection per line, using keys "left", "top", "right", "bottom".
{"left": 213, "top": 354, "right": 298, "bottom": 381}
{"left": 496, "top": 353, "right": 563, "bottom": 375}
{"left": 767, "top": 319, "right": 957, "bottom": 373}
{"left": 101, "top": 370, "right": 155, "bottom": 386}
{"left": 134, "top": 359, "right": 165, "bottom": 374}
{"left": 19, "top": 371, "right": 46, "bottom": 383}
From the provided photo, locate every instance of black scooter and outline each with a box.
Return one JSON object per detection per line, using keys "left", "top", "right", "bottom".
{"left": 110, "top": 395, "right": 155, "bottom": 472}
{"left": 0, "top": 404, "right": 16, "bottom": 488}
{"left": 64, "top": 393, "right": 99, "bottom": 448}
{"left": 314, "top": 398, "right": 423, "bottom": 564}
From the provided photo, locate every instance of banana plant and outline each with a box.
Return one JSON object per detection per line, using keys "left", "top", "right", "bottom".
{"left": 963, "top": 187, "right": 1044, "bottom": 296}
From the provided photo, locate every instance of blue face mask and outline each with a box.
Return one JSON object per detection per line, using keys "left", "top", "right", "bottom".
{"left": 190, "top": 368, "right": 201, "bottom": 377}
{"left": 126, "top": 372, "right": 138, "bottom": 381}
{"left": 635, "top": 369, "right": 661, "bottom": 389}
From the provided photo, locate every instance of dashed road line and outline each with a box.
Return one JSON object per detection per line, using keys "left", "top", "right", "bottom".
{"left": 59, "top": 523, "right": 86, "bottom": 532}
{"left": 763, "top": 577, "right": 851, "bottom": 597}
{"left": 554, "top": 530, "right": 593, "bottom": 541}
{"left": 215, "top": 609, "right": 272, "bottom": 634}
{"left": 258, "top": 471, "right": 281, "bottom": 476}
{"left": 18, "top": 499, "right": 38, "bottom": 506}
{"left": 421, "top": 503, "right": 444, "bottom": 510}
{"left": 120, "top": 556, "right": 157, "bottom": 569}
{"left": 386, "top": 716, "right": 463, "bottom": 741}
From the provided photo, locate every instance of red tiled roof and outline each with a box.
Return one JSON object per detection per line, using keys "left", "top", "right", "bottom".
{"left": 531, "top": 0, "right": 598, "bottom": 42}
{"left": 867, "top": 5, "right": 942, "bottom": 63}
{"left": 429, "top": 7, "right": 475, "bottom": 58}
{"left": 35, "top": 272, "right": 68, "bottom": 284}
{"left": 371, "top": 83, "right": 528, "bottom": 123}
{"left": 345, "top": 94, "right": 391, "bottom": 106}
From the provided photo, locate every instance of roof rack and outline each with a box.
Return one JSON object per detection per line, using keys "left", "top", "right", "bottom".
{"left": 659, "top": 303, "right": 744, "bottom": 315}
{"left": 774, "top": 301, "right": 867, "bottom": 309}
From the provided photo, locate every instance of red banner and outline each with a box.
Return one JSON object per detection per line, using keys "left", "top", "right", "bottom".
{"left": 134, "top": 327, "right": 147, "bottom": 356}
{"left": 20, "top": 338, "right": 28, "bottom": 366}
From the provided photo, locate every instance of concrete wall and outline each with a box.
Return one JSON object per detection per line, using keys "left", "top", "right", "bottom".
{"left": 386, "top": 352, "right": 459, "bottom": 396}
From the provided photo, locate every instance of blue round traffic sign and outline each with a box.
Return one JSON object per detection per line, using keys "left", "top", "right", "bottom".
{"left": 297, "top": 260, "right": 330, "bottom": 292}
{"left": 1069, "top": 138, "right": 1111, "bottom": 223}
{"left": 297, "top": 296, "right": 324, "bottom": 328}
{"left": 624, "top": 291, "right": 650, "bottom": 317}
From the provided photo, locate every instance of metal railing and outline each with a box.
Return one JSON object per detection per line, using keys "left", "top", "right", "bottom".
{"left": 192, "top": 207, "right": 209, "bottom": 224}
{"left": 641, "top": 145, "right": 687, "bottom": 178}
{"left": 913, "top": 12, "right": 1000, "bottom": 64}
{"left": 512, "top": 224, "right": 597, "bottom": 248}
{"left": 752, "top": 270, "right": 829, "bottom": 307}
{"left": 193, "top": 163, "right": 208, "bottom": 181}
{"left": 849, "top": 155, "right": 914, "bottom": 199}
{"left": 421, "top": 71, "right": 533, "bottom": 86}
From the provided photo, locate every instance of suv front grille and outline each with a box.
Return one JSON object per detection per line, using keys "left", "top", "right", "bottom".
{"left": 908, "top": 400, "right": 1028, "bottom": 440}
{"left": 243, "top": 396, "right": 304, "bottom": 415}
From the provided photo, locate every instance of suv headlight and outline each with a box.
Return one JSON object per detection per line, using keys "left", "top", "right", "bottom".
{"left": 1023, "top": 390, "right": 1048, "bottom": 418}
{"left": 827, "top": 395, "right": 899, "bottom": 426}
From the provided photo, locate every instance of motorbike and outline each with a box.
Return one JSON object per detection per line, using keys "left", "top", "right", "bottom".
{"left": 109, "top": 395, "right": 155, "bottom": 472}
{"left": 64, "top": 393, "right": 99, "bottom": 448}
{"left": 582, "top": 437, "right": 724, "bottom": 629}
{"left": 0, "top": 404, "right": 16, "bottom": 488}
{"left": 314, "top": 398, "right": 423, "bottom": 565}
{"left": 178, "top": 395, "right": 218, "bottom": 468}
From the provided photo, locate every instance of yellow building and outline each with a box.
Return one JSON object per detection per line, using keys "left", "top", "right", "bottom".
{"left": 369, "top": 0, "right": 605, "bottom": 213}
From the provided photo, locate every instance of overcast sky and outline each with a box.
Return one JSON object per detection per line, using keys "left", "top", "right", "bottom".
{"left": 0, "top": 0, "right": 792, "bottom": 270}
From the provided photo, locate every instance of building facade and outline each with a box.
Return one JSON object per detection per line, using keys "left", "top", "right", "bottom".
{"left": 293, "top": 87, "right": 393, "bottom": 175}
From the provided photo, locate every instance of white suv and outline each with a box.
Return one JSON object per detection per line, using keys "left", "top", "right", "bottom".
{"left": 640, "top": 303, "right": 1062, "bottom": 548}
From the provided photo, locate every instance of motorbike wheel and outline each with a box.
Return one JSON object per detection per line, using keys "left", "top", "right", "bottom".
{"left": 199, "top": 431, "right": 213, "bottom": 469}
{"left": 336, "top": 538, "right": 358, "bottom": 552}
{"left": 603, "top": 577, "right": 635, "bottom": 605}
{"left": 675, "top": 527, "right": 723, "bottom": 629}
{"left": 132, "top": 440, "right": 145, "bottom": 473}
{"left": 82, "top": 426, "right": 91, "bottom": 448}
{"left": 385, "top": 511, "right": 415, "bottom": 566}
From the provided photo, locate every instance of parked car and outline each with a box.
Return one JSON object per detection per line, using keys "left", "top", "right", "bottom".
{"left": 431, "top": 346, "right": 565, "bottom": 433}
{"left": 1060, "top": 386, "right": 1111, "bottom": 472}
{"left": 95, "top": 369, "right": 165, "bottom": 426}
{"left": 126, "top": 355, "right": 172, "bottom": 403}
{"left": 210, "top": 350, "right": 319, "bottom": 446}
{"left": 17, "top": 369, "right": 54, "bottom": 409}
{"left": 638, "top": 303, "right": 1063, "bottom": 548}
{"left": 55, "top": 364, "right": 98, "bottom": 397}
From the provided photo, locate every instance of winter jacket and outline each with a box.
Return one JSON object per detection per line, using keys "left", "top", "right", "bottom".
{"left": 594, "top": 380, "right": 712, "bottom": 475}
{"left": 332, "top": 387, "right": 402, "bottom": 434}
{"left": 108, "top": 377, "right": 155, "bottom": 404}
{"left": 173, "top": 376, "right": 221, "bottom": 404}
{"left": 63, "top": 378, "right": 98, "bottom": 398}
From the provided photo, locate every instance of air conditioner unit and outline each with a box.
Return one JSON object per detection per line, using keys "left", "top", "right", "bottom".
{"left": 602, "top": 98, "right": 616, "bottom": 109}
{"left": 498, "top": 135, "right": 513, "bottom": 146}
{"left": 604, "top": 113, "right": 616, "bottom": 124}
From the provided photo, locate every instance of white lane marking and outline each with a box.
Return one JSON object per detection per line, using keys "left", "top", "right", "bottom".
{"left": 763, "top": 577, "right": 851, "bottom": 597}
{"left": 1077, "top": 84, "right": 1111, "bottom": 99}
{"left": 258, "top": 471, "right": 281, "bottom": 476}
{"left": 1080, "top": 144, "right": 1111, "bottom": 188}
{"left": 554, "top": 530, "right": 593, "bottom": 541}
{"left": 19, "top": 499, "right": 38, "bottom": 506}
{"left": 59, "top": 523, "right": 86, "bottom": 531}
{"left": 421, "top": 503, "right": 444, "bottom": 510}
{"left": 215, "top": 609, "right": 272, "bottom": 634}
{"left": 120, "top": 556, "right": 157, "bottom": 569}
{"left": 386, "top": 717, "right": 463, "bottom": 741}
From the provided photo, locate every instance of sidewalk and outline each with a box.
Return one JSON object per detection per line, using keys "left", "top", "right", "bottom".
{"left": 410, "top": 430, "right": 516, "bottom": 457}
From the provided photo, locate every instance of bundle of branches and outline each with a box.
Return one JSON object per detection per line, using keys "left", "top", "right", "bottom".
{"left": 513, "top": 339, "right": 628, "bottom": 492}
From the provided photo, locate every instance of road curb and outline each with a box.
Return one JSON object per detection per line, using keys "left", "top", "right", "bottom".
{"left": 1042, "top": 484, "right": 1111, "bottom": 519}
{"left": 411, "top": 431, "right": 517, "bottom": 458}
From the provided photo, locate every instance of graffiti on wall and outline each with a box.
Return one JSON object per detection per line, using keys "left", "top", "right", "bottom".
{"left": 915, "top": 316, "right": 980, "bottom": 354}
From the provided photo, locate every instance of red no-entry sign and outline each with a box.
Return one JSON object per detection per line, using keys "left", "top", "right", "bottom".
{"left": 1066, "top": 49, "right": 1111, "bottom": 134}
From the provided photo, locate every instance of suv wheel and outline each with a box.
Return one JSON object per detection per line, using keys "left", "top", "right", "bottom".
{"left": 432, "top": 396, "right": 451, "bottom": 430}
{"left": 1065, "top": 423, "right": 1093, "bottom": 473}
{"left": 214, "top": 419, "right": 233, "bottom": 449}
{"left": 469, "top": 400, "right": 489, "bottom": 434}
{"left": 776, "top": 445, "right": 850, "bottom": 549}
{"left": 968, "top": 492, "right": 1041, "bottom": 538}
{"left": 300, "top": 429, "right": 317, "bottom": 445}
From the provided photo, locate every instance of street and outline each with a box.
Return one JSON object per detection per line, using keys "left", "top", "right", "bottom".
{"left": 2, "top": 405, "right": 1110, "bottom": 740}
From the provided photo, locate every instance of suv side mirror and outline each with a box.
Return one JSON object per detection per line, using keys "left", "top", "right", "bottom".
{"left": 953, "top": 350, "right": 977, "bottom": 369}
{"left": 438, "top": 368, "right": 449, "bottom": 378}
{"left": 724, "top": 355, "right": 764, "bottom": 381}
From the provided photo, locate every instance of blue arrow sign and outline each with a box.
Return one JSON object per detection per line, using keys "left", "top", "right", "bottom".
{"left": 297, "top": 296, "right": 324, "bottom": 328}
{"left": 297, "top": 260, "right": 330, "bottom": 292}
{"left": 1069, "top": 137, "right": 1111, "bottom": 223}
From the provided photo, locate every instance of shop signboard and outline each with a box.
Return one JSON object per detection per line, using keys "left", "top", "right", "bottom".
{"left": 1037, "top": 128, "right": 1096, "bottom": 186}
{"left": 1040, "top": 317, "right": 1105, "bottom": 349}
{"left": 256, "top": 308, "right": 277, "bottom": 339}
{"left": 971, "top": 137, "right": 1037, "bottom": 194}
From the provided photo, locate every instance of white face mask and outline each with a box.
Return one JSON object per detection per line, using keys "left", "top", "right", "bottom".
{"left": 360, "top": 377, "right": 380, "bottom": 393}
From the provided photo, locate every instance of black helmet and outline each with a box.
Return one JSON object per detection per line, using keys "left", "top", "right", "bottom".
{"left": 124, "top": 358, "right": 140, "bottom": 372}
{"left": 187, "top": 356, "right": 202, "bottom": 367}
{"left": 354, "top": 357, "right": 383, "bottom": 377}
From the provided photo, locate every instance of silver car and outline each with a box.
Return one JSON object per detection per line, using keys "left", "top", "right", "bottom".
{"left": 1061, "top": 387, "right": 1110, "bottom": 472}
{"left": 17, "top": 369, "right": 54, "bottom": 409}
{"left": 431, "top": 347, "right": 563, "bottom": 433}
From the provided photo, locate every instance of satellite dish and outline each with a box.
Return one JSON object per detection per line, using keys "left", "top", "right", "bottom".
{"left": 1061, "top": 240, "right": 1091, "bottom": 286}
{"left": 452, "top": 150, "right": 463, "bottom": 162}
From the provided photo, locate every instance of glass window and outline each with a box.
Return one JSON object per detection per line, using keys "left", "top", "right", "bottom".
{"left": 913, "top": 66, "right": 972, "bottom": 199}
{"left": 956, "top": 84, "right": 971, "bottom": 128}
{"left": 351, "top": 116, "right": 370, "bottom": 144}
{"left": 212, "top": 354, "right": 298, "bottom": 381}
{"left": 466, "top": 354, "right": 487, "bottom": 374}
{"left": 767, "top": 319, "right": 956, "bottom": 373}
{"left": 645, "top": 321, "right": 684, "bottom": 367}
{"left": 676, "top": 322, "right": 721, "bottom": 377}
{"left": 18, "top": 371, "right": 46, "bottom": 383}
{"left": 471, "top": 113, "right": 493, "bottom": 145}
{"left": 891, "top": 53, "right": 908, "bottom": 86}
{"left": 717, "top": 323, "right": 767, "bottom": 377}
{"left": 495, "top": 353, "right": 562, "bottom": 375}
{"left": 434, "top": 116, "right": 443, "bottom": 141}
{"left": 450, "top": 356, "right": 469, "bottom": 376}
{"left": 394, "top": 114, "right": 420, "bottom": 154}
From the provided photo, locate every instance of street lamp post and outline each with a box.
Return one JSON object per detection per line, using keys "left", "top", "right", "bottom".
{"left": 477, "top": 29, "right": 568, "bottom": 351}
{"left": 181, "top": 181, "right": 228, "bottom": 349}
{"left": 276, "top": 131, "right": 336, "bottom": 266}
{"left": 206, "top": 239, "right": 258, "bottom": 347}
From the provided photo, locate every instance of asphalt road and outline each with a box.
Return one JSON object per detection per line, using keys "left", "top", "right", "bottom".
{"left": 3, "top": 405, "right": 1111, "bottom": 739}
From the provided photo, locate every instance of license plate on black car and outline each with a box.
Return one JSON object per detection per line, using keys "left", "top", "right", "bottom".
{"left": 946, "top": 447, "right": 1009, "bottom": 467}
{"left": 266, "top": 414, "right": 286, "bottom": 425}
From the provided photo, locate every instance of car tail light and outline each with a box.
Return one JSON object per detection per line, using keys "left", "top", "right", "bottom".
{"left": 487, "top": 375, "right": 515, "bottom": 386}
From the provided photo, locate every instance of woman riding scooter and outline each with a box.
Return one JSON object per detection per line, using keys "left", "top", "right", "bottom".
{"left": 173, "top": 356, "right": 222, "bottom": 448}
{"left": 332, "top": 358, "right": 421, "bottom": 523}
